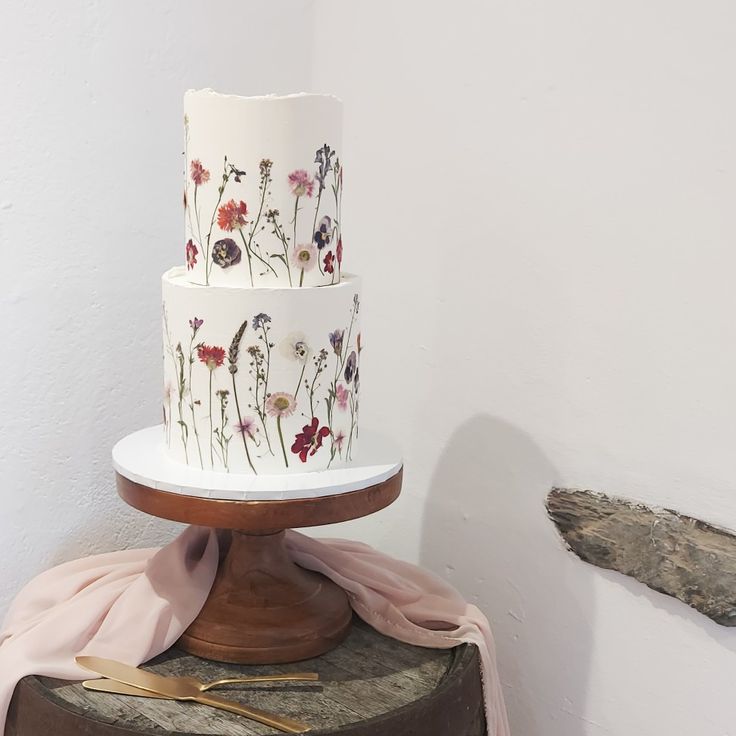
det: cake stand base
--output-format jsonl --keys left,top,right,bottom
{"left": 113, "top": 426, "right": 403, "bottom": 664}
{"left": 178, "top": 530, "right": 351, "bottom": 663}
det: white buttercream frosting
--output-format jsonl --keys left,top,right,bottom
{"left": 162, "top": 268, "right": 362, "bottom": 475}
{"left": 183, "top": 90, "right": 344, "bottom": 288}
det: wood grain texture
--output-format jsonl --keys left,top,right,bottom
{"left": 547, "top": 487, "right": 736, "bottom": 625}
{"left": 6, "top": 619, "right": 485, "bottom": 736}
{"left": 116, "top": 468, "right": 402, "bottom": 664}
{"left": 178, "top": 531, "right": 352, "bottom": 663}
{"left": 115, "top": 470, "right": 403, "bottom": 532}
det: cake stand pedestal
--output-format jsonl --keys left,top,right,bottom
{"left": 112, "top": 426, "right": 402, "bottom": 665}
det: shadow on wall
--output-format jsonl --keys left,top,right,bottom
{"left": 419, "top": 415, "right": 595, "bottom": 736}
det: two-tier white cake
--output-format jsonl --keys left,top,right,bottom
{"left": 162, "top": 90, "right": 361, "bottom": 475}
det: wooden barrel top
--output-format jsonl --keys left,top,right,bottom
{"left": 6, "top": 618, "right": 485, "bottom": 736}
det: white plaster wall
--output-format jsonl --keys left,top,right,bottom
{"left": 3, "top": 0, "right": 736, "bottom": 733}
{"left": 310, "top": 0, "right": 736, "bottom": 734}
{"left": 0, "top": 0, "right": 314, "bottom": 611}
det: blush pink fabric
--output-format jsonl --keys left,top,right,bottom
{"left": 0, "top": 527, "right": 510, "bottom": 736}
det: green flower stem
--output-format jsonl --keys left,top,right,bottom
{"left": 277, "top": 415, "right": 289, "bottom": 469}
{"left": 347, "top": 393, "right": 356, "bottom": 460}
{"left": 244, "top": 176, "right": 278, "bottom": 280}
{"left": 188, "top": 336, "right": 204, "bottom": 469}
{"left": 204, "top": 158, "right": 231, "bottom": 286}
{"left": 208, "top": 370, "right": 214, "bottom": 467}
{"left": 239, "top": 229, "right": 255, "bottom": 286}
{"left": 193, "top": 184, "right": 203, "bottom": 252}
{"left": 312, "top": 189, "right": 323, "bottom": 274}
{"left": 299, "top": 267, "right": 305, "bottom": 287}
{"left": 271, "top": 216, "right": 293, "bottom": 286}
{"left": 293, "top": 361, "right": 306, "bottom": 400}
{"left": 232, "top": 374, "right": 257, "bottom": 474}
{"left": 261, "top": 325, "right": 272, "bottom": 417}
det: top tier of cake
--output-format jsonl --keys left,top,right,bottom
{"left": 183, "top": 90, "right": 344, "bottom": 288}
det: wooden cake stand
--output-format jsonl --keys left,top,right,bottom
{"left": 112, "top": 426, "right": 402, "bottom": 666}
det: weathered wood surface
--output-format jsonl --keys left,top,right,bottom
{"left": 547, "top": 488, "right": 736, "bottom": 625}
{"left": 6, "top": 618, "right": 485, "bottom": 736}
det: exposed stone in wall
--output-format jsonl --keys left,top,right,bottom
{"left": 546, "top": 488, "right": 736, "bottom": 626}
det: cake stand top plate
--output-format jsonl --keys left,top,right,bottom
{"left": 113, "top": 425, "right": 402, "bottom": 502}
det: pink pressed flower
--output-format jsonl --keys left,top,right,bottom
{"left": 217, "top": 200, "right": 248, "bottom": 231}
{"left": 334, "top": 430, "right": 346, "bottom": 451}
{"left": 186, "top": 239, "right": 198, "bottom": 270}
{"left": 265, "top": 392, "right": 297, "bottom": 418}
{"left": 336, "top": 237, "right": 343, "bottom": 265}
{"left": 235, "top": 417, "right": 258, "bottom": 440}
{"left": 336, "top": 383, "right": 349, "bottom": 411}
{"left": 290, "top": 243, "right": 318, "bottom": 272}
{"left": 190, "top": 159, "right": 210, "bottom": 186}
{"left": 288, "top": 169, "right": 315, "bottom": 198}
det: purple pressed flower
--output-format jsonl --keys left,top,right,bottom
{"left": 344, "top": 350, "right": 357, "bottom": 384}
{"left": 252, "top": 313, "right": 271, "bottom": 330}
{"left": 189, "top": 317, "right": 204, "bottom": 332}
{"left": 329, "top": 329, "right": 344, "bottom": 356}
{"left": 212, "top": 238, "right": 242, "bottom": 268}
{"left": 313, "top": 215, "right": 333, "bottom": 250}
{"left": 314, "top": 143, "right": 335, "bottom": 192}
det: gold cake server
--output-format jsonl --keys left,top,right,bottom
{"left": 82, "top": 670, "right": 319, "bottom": 698}
{"left": 76, "top": 656, "right": 312, "bottom": 733}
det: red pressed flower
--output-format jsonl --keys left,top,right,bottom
{"left": 336, "top": 237, "right": 343, "bottom": 265}
{"left": 190, "top": 159, "right": 210, "bottom": 186}
{"left": 217, "top": 199, "right": 248, "bottom": 231}
{"left": 197, "top": 344, "right": 226, "bottom": 370}
{"left": 186, "top": 239, "right": 198, "bottom": 270}
{"left": 291, "top": 417, "right": 330, "bottom": 463}
{"left": 324, "top": 250, "right": 335, "bottom": 274}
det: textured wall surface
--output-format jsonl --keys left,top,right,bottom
{"left": 0, "top": 0, "right": 313, "bottom": 613}
{"left": 311, "top": 1, "right": 736, "bottom": 734}
{"left": 3, "top": 1, "right": 736, "bottom": 734}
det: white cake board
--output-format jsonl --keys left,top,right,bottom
{"left": 112, "top": 425, "right": 403, "bottom": 501}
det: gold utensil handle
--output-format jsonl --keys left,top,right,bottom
{"left": 203, "top": 672, "right": 319, "bottom": 690}
{"left": 83, "top": 680, "right": 168, "bottom": 698}
{"left": 194, "top": 692, "right": 311, "bottom": 734}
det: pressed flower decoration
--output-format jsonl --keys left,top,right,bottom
{"left": 344, "top": 351, "right": 357, "bottom": 383}
{"left": 288, "top": 169, "right": 315, "bottom": 198}
{"left": 324, "top": 251, "right": 335, "bottom": 274}
{"left": 186, "top": 240, "right": 198, "bottom": 270}
{"left": 266, "top": 392, "right": 297, "bottom": 468}
{"left": 280, "top": 332, "right": 310, "bottom": 362}
{"left": 185, "top": 140, "right": 343, "bottom": 285}
{"left": 266, "top": 392, "right": 297, "bottom": 418}
{"left": 190, "top": 159, "right": 210, "bottom": 186}
{"left": 329, "top": 329, "right": 344, "bottom": 356}
{"left": 197, "top": 345, "right": 226, "bottom": 369}
{"left": 212, "top": 238, "right": 242, "bottom": 268}
{"left": 292, "top": 417, "right": 330, "bottom": 463}
{"left": 165, "top": 293, "right": 361, "bottom": 473}
{"left": 313, "top": 216, "right": 333, "bottom": 250}
{"left": 235, "top": 416, "right": 258, "bottom": 442}
{"left": 291, "top": 243, "right": 318, "bottom": 286}
{"left": 217, "top": 200, "right": 248, "bottom": 231}
{"left": 336, "top": 383, "right": 349, "bottom": 411}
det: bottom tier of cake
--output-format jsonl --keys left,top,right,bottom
{"left": 162, "top": 266, "right": 361, "bottom": 475}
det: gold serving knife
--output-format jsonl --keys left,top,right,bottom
{"left": 76, "top": 656, "right": 312, "bottom": 734}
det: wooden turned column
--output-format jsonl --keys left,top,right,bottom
{"left": 178, "top": 530, "right": 352, "bottom": 664}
